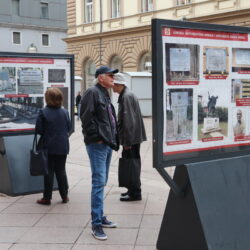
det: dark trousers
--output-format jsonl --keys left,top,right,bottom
{"left": 122, "top": 143, "right": 141, "bottom": 197}
{"left": 43, "top": 154, "right": 68, "bottom": 200}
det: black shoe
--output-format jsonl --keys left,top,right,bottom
{"left": 62, "top": 197, "right": 69, "bottom": 203}
{"left": 120, "top": 191, "right": 129, "bottom": 197}
{"left": 120, "top": 194, "right": 142, "bottom": 201}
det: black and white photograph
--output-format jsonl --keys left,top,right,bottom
{"left": 165, "top": 88, "right": 193, "bottom": 143}
{"left": 48, "top": 69, "right": 66, "bottom": 83}
{"left": 165, "top": 43, "right": 199, "bottom": 84}
{"left": 232, "top": 48, "right": 250, "bottom": 73}
{"left": 0, "top": 97, "right": 43, "bottom": 130}
{"left": 17, "top": 67, "right": 44, "bottom": 94}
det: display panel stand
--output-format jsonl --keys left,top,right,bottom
{"left": 0, "top": 135, "right": 46, "bottom": 196}
{"left": 157, "top": 156, "right": 250, "bottom": 250}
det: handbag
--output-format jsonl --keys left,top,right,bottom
{"left": 118, "top": 157, "right": 141, "bottom": 188}
{"left": 30, "top": 133, "right": 48, "bottom": 176}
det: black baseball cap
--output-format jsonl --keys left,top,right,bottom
{"left": 95, "top": 66, "right": 119, "bottom": 78}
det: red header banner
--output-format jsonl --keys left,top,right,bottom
{"left": 0, "top": 57, "right": 54, "bottom": 64}
{"left": 162, "top": 28, "right": 248, "bottom": 42}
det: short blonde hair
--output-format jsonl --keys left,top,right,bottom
{"left": 45, "top": 88, "right": 63, "bottom": 108}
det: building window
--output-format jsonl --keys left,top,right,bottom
{"left": 138, "top": 52, "right": 152, "bottom": 72}
{"left": 110, "top": 55, "right": 123, "bottom": 72}
{"left": 40, "top": 2, "right": 49, "bottom": 18}
{"left": 141, "top": 0, "right": 153, "bottom": 12}
{"left": 85, "top": 0, "right": 93, "bottom": 23}
{"left": 13, "top": 32, "right": 21, "bottom": 44}
{"left": 176, "top": 0, "right": 191, "bottom": 5}
{"left": 42, "top": 34, "right": 49, "bottom": 46}
{"left": 12, "top": 0, "right": 20, "bottom": 16}
{"left": 111, "top": 0, "right": 120, "bottom": 18}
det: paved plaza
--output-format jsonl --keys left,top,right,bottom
{"left": 0, "top": 117, "right": 174, "bottom": 250}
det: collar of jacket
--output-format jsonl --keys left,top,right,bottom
{"left": 96, "top": 83, "right": 110, "bottom": 97}
{"left": 118, "top": 86, "right": 127, "bottom": 103}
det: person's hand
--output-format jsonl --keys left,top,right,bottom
{"left": 123, "top": 146, "right": 132, "bottom": 150}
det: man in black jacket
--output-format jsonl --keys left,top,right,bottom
{"left": 113, "top": 73, "right": 147, "bottom": 201}
{"left": 80, "top": 66, "right": 119, "bottom": 241}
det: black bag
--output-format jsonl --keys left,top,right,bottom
{"left": 118, "top": 157, "right": 141, "bottom": 188}
{"left": 30, "top": 133, "right": 48, "bottom": 176}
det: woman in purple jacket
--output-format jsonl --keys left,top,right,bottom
{"left": 35, "top": 88, "right": 71, "bottom": 205}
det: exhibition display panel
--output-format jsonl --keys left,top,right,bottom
{"left": 152, "top": 19, "right": 250, "bottom": 167}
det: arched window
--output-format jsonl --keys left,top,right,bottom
{"left": 138, "top": 52, "right": 152, "bottom": 72}
{"left": 109, "top": 55, "right": 123, "bottom": 72}
{"left": 84, "top": 59, "right": 96, "bottom": 89}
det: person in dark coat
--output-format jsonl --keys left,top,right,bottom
{"left": 113, "top": 73, "right": 147, "bottom": 201}
{"left": 75, "top": 91, "right": 81, "bottom": 120}
{"left": 35, "top": 87, "right": 71, "bottom": 205}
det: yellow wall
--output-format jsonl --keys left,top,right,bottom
{"left": 71, "top": 0, "right": 250, "bottom": 38}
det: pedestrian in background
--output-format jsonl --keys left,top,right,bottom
{"left": 75, "top": 91, "right": 81, "bottom": 120}
{"left": 36, "top": 87, "right": 71, "bottom": 205}
{"left": 80, "top": 66, "right": 119, "bottom": 240}
{"left": 113, "top": 73, "right": 147, "bottom": 201}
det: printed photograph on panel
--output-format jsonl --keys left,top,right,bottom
{"left": 231, "top": 79, "right": 250, "bottom": 103}
{"left": 0, "top": 97, "right": 43, "bottom": 130}
{"left": 198, "top": 90, "right": 228, "bottom": 141}
{"left": 48, "top": 69, "right": 66, "bottom": 83}
{"left": 232, "top": 48, "right": 250, "bottom": 73}
{"left": 165, "top": 89, "right": 193, "bottom": 144}
{"left": 203, "top": 46, "right": 229, "bottom": 79}
{"left": 233, "top": 108, "right": 246, "bottom": 137}
{"left": 0, "top": 67, "right": 16, "bottom": 95}
{"left": 17, "top": 67, "right": 44, "bottom": 94}
{"left": 165, "top": 44, "right": 199, "bottom": 84}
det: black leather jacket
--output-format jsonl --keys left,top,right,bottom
{"left": 80, "top": 83, "right": 119, "bottom": 150}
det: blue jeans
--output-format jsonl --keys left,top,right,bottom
{"left": 86, "top": 143, "right": 112, "bottom": 226}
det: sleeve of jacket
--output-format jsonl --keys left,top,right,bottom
{"left": 65, "top": 109, "right": 71, "bottom": 134}
{"left": 35, "top": 109, "right": 45, "bottom": 135}
{"left": 80, "top": 89, "right": 99, "bottom": 137}
{"left": 120, "top": 94, "right": 137, "bottom": 146}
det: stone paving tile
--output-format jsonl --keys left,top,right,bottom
{"left": 144, "top": 195, "right": 168, "bottom": 215}
{"left": 77, "top": 228, "right": 138, "bottom": 245}
{"left": 0, "top": 227, "right": 29, "bottom": 243}
{"left": 9, "top": 243, "right": 73, "bottom": 249}
{"left": 48, "top": 203, "right": 90, "bottom": 214}
{"left": 0, "top": 243, "right": 12, "bottom": 249}
{"left": 136, "top": 228, "right": 160, "bottom": 246}
{"left": 72, "top": 245, "right": 134, "bottom": 250}
{"left": 0, "top": 202, "right": 11, "bottom": 212}
{"left": 105, "top": 202, "right": 145, "bottom": 215}
{"left": 0, "top": 214, "right": 44, "bottom": 227}
{"left": 140, "top": 215, "right": 163, "bottom": 229}
{"left": 134, "top": 246, "right": 157, "bottom": 250}
{"left": 2, "top": 203, "right": 52, "bottom": 214}
{"left": 0, "top": 195, "right": 20, "bottom": 203}
{"left": 18, "top": 227, "right": 83, "bottom": 244}
{"left": 35, "top": 214, "right": 90, "bottom": 228}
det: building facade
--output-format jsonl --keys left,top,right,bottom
{"left": 65, "top": 0, "right": 250, "bottom": 90}
{"left": 0, "top": 0, "right": 67, "bottom": 54}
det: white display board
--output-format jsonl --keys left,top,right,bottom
{"left": 162, "top": 25, "right": 250, "bottom": 158}
{"left": 0, "top": 53, "right": 74, "bottom": 135}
